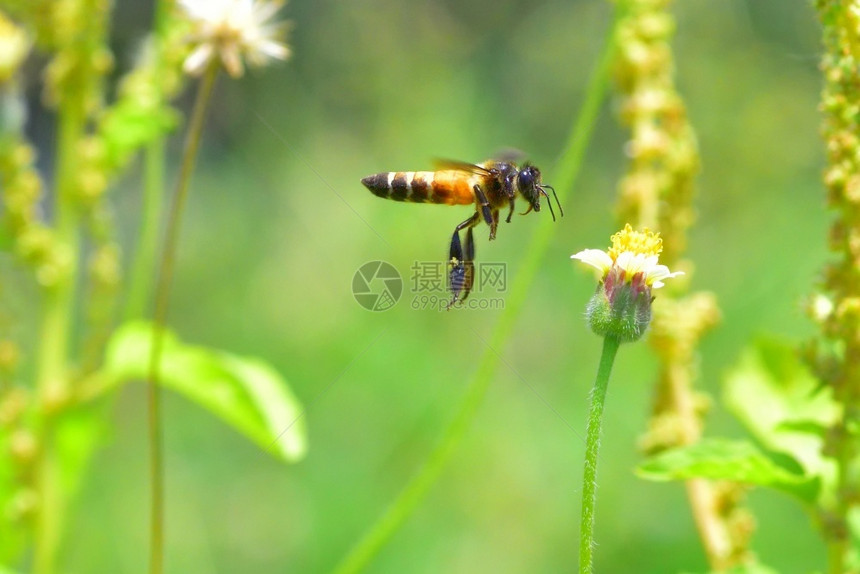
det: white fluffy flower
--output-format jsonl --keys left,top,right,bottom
{"left": 179, "top": 0, "right": 291, "bottom": 78}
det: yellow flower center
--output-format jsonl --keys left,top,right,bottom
{"left": 607, "top": 223, "right": 662, "bottom": 261}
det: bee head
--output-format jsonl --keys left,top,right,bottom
{"left": 516, "top": 164, "right": 563, "bottom": 221}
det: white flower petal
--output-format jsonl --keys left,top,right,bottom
{"left": 178, "top": 0, "right": 209, "bottom": 19}
{"left": 221, "top": 47, "right": 245, "bottom": 77}
{"left": 615, "top": 251, "right": 650, "bottom": 275}
{"left": 571, "top": 249, "right": 613, "bottom": 274}
{"left": 258, "top": 39, "right": 290, "bottom": 60}
{"left": 183, "top": 44, "right": 214, "bottom": 75}
{"left": 254, "top": 0, "right": 284, "bottom": 23}
{"left": 647, "top": 264, "right": 684, "bottom": 289}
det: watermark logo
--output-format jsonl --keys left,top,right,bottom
{"left": 352, "top": 260, "right": 506, "bottom": 311}
{"left": 410, "top": 261, "right": 506, "bottom": 311}
{"left": 352, "top": 261, "right": 403, "bottom": 311}
{"left": 410, "top": 261, "right": 507, "bottom": 295}
{"left": 479, "top": 262, "right": 506, "bottom": 292}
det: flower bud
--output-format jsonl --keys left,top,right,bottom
{"left": 585, "top": 265, "right": 653, "bottom": 342}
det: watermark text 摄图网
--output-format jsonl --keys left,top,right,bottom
{"left": 352, "top": 260, "right": 507, "bottom": 312}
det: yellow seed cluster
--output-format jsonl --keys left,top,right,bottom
{"left": 807, "top": 1, "right": 860, "bottom": 568}
{"left": 611, "top": 0, "right": 739, "bottom": 569}
{"left": 614, "top": 0, "right": 699, "bottom": 267}
{"left": 647, "top": 293, "right": 720, "bottom": 364}
{"left": 816, "top": 2, "right": 860, "bottom": 348}
{"left": 42, "top": 0, "right": 113, "bottom": 112}
{"left": 0, "top": 382, "right": 36, "bottom": 523}
{"left": 608, "top": 223, "right": 663, "bottom": 259}
{"left": 0, "top": 11, "right": 30, "bottom": 82}
{"left": 0, "top": 138, "right": 71, "bottom": 288}
{"left": 79, "top": 238, "right": 121, "bottom": 374}
{"left": 0, "top": 15, "right": 69, "bottom": 287}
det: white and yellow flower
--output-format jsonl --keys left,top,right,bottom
{"left": 179, "top": 0, "right": 291, "bottom": 78}
{"left": 572, "top": 224, "right": 683, "bottom": 289}
{"left": 571, "top": 224, "right": 683, "bottom": 341}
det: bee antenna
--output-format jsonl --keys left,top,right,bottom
{"left": 542, "top": 184, "right": 563, "bottom": 218}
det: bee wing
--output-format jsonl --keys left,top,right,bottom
{"left": 433, "top": 159, "right": 495, "bottom": 176}
{"left": 491, "top": 147, "right": 527, "bottom": 164}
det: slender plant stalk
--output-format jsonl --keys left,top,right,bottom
{"left": 125, "top": 137, "right": 167, "bottom": 321}
{"left": 35, "top": 105, "right": 84, "bottom": 394}
{"left": 578, "top": 336, "right": 619, "bottom": 574}
{"left": 827, "top": 536, "right": 848, "bottom": 574}
{"left": 33, "top": 92, "right": 86, "bottom": 574}
{"left": 826, "top": 417, "right": 854, "bottom": 574}
{"left": 673, "top": 364, "right": 731, "bottom": 566}
{"left": 332, "top": 11, "right": 620, "bottom": 574}
{"left": 124, "top": 0, "right": 171, "bottom": 321}
{"left": 147, "top": 63, "right": 219, "bottom": 574}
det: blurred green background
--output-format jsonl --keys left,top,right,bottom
{"left": 53, "top": 0, "right": 826, "bottom": 571}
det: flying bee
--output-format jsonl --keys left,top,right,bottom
{"left": 361, "top": 158, "right": 562, "bottom": 308}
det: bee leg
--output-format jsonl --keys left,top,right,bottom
{"left": 448, "top": 212, "right": 480, "bottom": 309}
{"left": 461, "top": 226, "right": 476, "bottom": 302}
{"left": 505, "top": 198, "right": 515, "bottom": 223}
{"left": 490, "top": 209, "right": 500, "bottom": 239}
{"left": 472, "top": 185, "right": 495, "bottom": 239}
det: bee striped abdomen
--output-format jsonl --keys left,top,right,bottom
{"left": 430, "top": 171, "right": 476, "bottom": 205}
{"left": 361, "top": 171, "right": 474, "bottom": 205}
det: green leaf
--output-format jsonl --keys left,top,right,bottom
{"left": 102, "top": 321, "right": 306, "bottom": 462}
{"left": 723, "top": 338, "right": 837, "bottom": 482}
{"left": 775, "top": 420, "right": 828, "bottom": 437}
{"left": 849, "top": 507, "right": 860, "bottom": 562}
{"left": 637, "top": 438, "right": 820, "bottom": 503}
{"left": 0, "top": 218, "right": 12, "bottom": 251}
{"left": 101, "top": 103, "right": 178, "bottom": 172}
{"left": 55, "top": 401, "right": 110, "bottom": 497}
{"left": 683, "top": 563, "right": 780, "bottom": 574}
{"left": 0, "top": 429, "right": 28, "bottom": 563}
{"left": 722, "top": 565, "right": 780, "bottom": 574}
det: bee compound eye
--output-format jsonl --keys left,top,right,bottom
{"left": 518, "top": 170, "right": 534, "bottom": 188}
